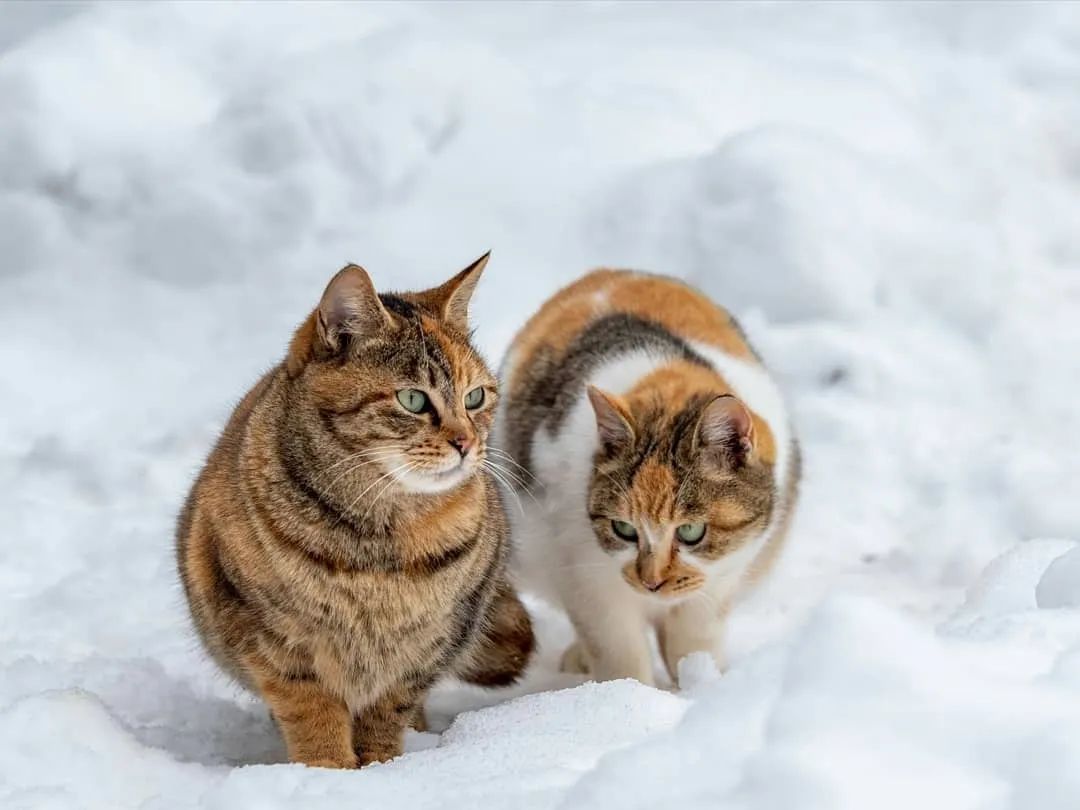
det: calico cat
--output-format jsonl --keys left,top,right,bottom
{"left": 176, "top": 255, "right": 534, "bottom": 768}
{"left": 497, "top": 269, "right": 798, "bottom": 685}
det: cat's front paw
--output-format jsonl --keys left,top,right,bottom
{"left": 302, "top": 755, "right": 359, "bottom": 770}
{"left": 560, "top": 641, "right": 591, "bottom": 675}
{"left": 411, "top": 705, "right": 429, "bottom": 733}
{"left": 358, "top": 746, "right": 401, "bottom": 767}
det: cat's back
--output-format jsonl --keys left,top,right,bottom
{"left": 175, "top": 367, "right": 282, "bottom": 679}
{"left": 176, "top": 366, "right": 278, "bottom": 557}
{"left": 499, "top": 270, "right": 784, "bottom": 477}
{"left": 502, "top": 270, "right": 757, "bottom": 396}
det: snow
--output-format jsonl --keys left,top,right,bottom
{"left": 1038, "top": 545, "right": 1080, "bottom": 609}
{"left": 1, "top": 2, "right": 1079, "bottom": 808}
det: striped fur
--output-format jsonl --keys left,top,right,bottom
{"left": 497, "top": 269, "right": 799, "bottom": 685}
{"left": 177, "top": 256, "right": 534, "bottom": 768}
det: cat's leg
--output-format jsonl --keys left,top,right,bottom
{"left": 563, "top": 578, "right": 655, "bottom": 685}
{"left": 559, "top": 639, "right": 590, "bottom": 675}
{"left": 352, "top": 682, "right": 429, "bottom": 766}
{"left": 410, "top": 703, "right": 429, "bottom": 733}
{"left": 658, "top": 597, "right": 731, "bottom": 685}
{"left": 255, "top": 670, "right": 356, "bottom": 768}
{"left": 455, "top": 579, "right": 536, "bottom": 687}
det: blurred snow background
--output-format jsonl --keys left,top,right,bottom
{"left": 1, "top": 2, "right": 1079, "bottom": 808}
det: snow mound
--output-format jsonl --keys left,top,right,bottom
{"left": 950, "top": 539, "right": 1079, "bottom": 624}
{"left": 0, "top": 690, "right": 211, "bottom": 810}
{"left": 567, "top": 594, "right": 1080, "bottom": 810}
{"left": 1037, "top": 544, "right": 1080, "bottom": 609}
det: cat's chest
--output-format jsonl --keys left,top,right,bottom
{"left": 310, "top": 567, "right": 487, "bottom": 706}
{"left": 303, "top": 523, "right": 494, "bottom": 640}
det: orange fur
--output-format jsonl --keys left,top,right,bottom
{"left": 505, "top": 269, "right": 757, "bottom": 392}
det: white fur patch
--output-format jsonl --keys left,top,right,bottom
{"left": 391, "top": 453, "right": 474, "bottom": 494}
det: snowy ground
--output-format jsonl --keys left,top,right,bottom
{"left": 2, "top": 2, "right": 1080, "bottom": 808}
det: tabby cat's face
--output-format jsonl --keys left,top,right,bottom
{"left": 309, "top": 313, "right": 497, "bottom": 494}
{"left": 586, "top": 389, "right": 775, "bottom": 600}
{"left": 288, "top": 256, "right": 497, "bottom": 495}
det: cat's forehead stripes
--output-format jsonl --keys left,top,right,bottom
{"left": 416, "top": 319, "right": 457, "bottom": 399}
{"left": 369, "top": 295, "right": 483, "bottom": 404}
{"left": 432, "top": 329, "right": 482, "bottom": 401}
{"left": 627, "top": 460, "right": 677, "bottom": 521}
{"left": 378, "top": 293, "right": 418, "bottom": 320}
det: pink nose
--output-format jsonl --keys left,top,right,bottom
{"left": 641, "top": 576, "right": 666, "bottom": 592}
{"left": 448, "top": 436, "right": 473, "bottom": 457}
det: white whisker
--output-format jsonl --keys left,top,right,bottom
{"left": 313, "top": 447, "right": 406, "bottom": 482}
{"left": 691, "top": 588, "right": 723, "bottom": 616}
{"left": 485, "top": 448, "right": 539, "bottom": 484}
{"left": 483, "top": 458, "right": 541, "bottom": 506}
{"left": 361, "top": 463, "right": 419, "bottom": 522}
{"left": 320, "top": 454, "right": 402, "bottom": 493}
{"left": 482, "top": 457, "right": 530, "bottom": 490}
{"left": 482, "top": 460, "right": 526, "bottom": 517}
{"left": 334, "top": 460, "right": 415, "bottom": 526}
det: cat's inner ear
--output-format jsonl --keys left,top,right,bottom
{"left": 697, "top": 394, "right": 754, "bottom": 467}
{"left": 587, "top": 385, "right": 635, "bottom": 454}
{"left": 316, "top": 264, "right": 394, "bottom": 352}
{"left": 419, "top": 251, "right": 490, "bottom": 332}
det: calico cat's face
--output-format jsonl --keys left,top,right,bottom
{"left": 286, "top": 255, "right": 497, "bottom": 494}
{"left": 585, "top": 387, "right": 775, "bottom": 599}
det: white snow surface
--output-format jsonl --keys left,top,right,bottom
{"left": 2, "top": 2, "right": 1080, "bottom": 808}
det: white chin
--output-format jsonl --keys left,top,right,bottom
{"left": 397, "top": 466, "right": 471, "bottom": 494}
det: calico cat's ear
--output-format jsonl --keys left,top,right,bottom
{"left": 287, "top": 264, "right": 393, "bottom": 376}
{"left": 420, "top": 251, "right": 490, "bottom": 332}
{"left": 697, "top": 395, "right": 754, "bottom": 467}
{"left": 586, "top": 385, "right": 635, "bottom": 454}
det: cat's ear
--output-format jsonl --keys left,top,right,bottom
{"left": 697, "top": 394, "right": 754, "bottom": 467}
{"left": 287, "top": 264, "right": 393, "bottom": 376}
{"left": 420, "top": 251, "right": 490, "bottom": 332}
{"left": 587, "top": 385, "right": 635, "bottom": 455}
{"left": 316, "top": 264, "right": 394, "bottom": 350}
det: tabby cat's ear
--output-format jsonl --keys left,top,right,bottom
{"left": 316, "top": 264, "right": 394, "bottom": 350}
{"left": 420, "top": 251, "right": 490, "bottom": 332}
{"left": 697, "top": 394, "right": 754, "bottom": 467}
{"left": 586, "top": 385, "right": 635, "bottom": 455}
{"left": 287, "top": 264, "right": 393, "bottom": 376}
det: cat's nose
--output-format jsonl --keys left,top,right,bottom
{"left": 448, "top": 436, "right": 473, "bottom": 458}
{"left": 641, "top": 574, "right": 667, "bottom": 592}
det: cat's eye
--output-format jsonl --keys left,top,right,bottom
{"left": 611, "top": 520, "right": 638, "bottom": 542}
{"left": 676, "top": 522, "right": 707, "bottom": 545}
{"left": 397, "top": 389, "right": 428, "bottom": 414}
{"left": 464, "top": 387, "right": 485, "bottom": 410}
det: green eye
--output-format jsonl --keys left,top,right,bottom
{"left": 676, "top": 522, "right": 706, "bottom": 545}
{"left": 464, "top": 387, "right": 485, "bottom": 410}
{"left": 611, "top": 520, "right": 638, "bottom": 541}
{"left": 396, "top": 389, "right": 428, "bottom": 414}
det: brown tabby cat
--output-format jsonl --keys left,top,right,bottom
{"left": 176, "top": 254, "right": 534, "bottom": 769}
